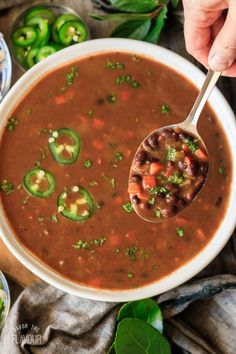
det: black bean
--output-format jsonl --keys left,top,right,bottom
{"left": 135, "top": 150, "right": 148, "bottom": 166}
{"left": 178, "top": 161, "right": 187, "bottom": 170}
{"left": 167, "top": 161, "right": 174, "bottom": 168}
{"left": 186, "top": 161, "right": 198, "bottom": 176}
{"left": 166, "top": 184, "right": 179, "bottom": 194}
{"left": 97, "top": 98, "right": 105, "bottom": 105}
{"left": 143, "top": 140, "right": 153, "bottom": 151}
{"left": 178, "top": 199, "right": 187, "bottom": 208}
{"left": 166, "top": 193, "right": 179, "bottom": 205}
{"left": 179, "top": 133, "right": 189, "bottom": 140}
{"left": 199, "top": 162, "right": 209, "bottom": 175}
{"left": 131, "top": 195, "right": 140, "bottom": 204}
{"left": 149, "top": 156, "right": 160, "bottom": 163}
{"left": 147, "top": 134, "right": 159, "bottom": 148}
{"left": 162, "top": 205, "right": 178, "bottom": 218}
{"left": 160, "top": 129, "right": 173, "bottom": 139}
{"left": 130, "top": 174, "right": 142, "bottom": 183}
{"left": 215, "top": 196, "right": 222, "bottom": 207}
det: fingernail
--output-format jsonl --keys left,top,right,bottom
{"left": 209, "top": 54, "right": 230, "bottom": 71}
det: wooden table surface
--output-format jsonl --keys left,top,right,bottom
{"left": 0, "top": 0, "right": 111, "bottom": 288}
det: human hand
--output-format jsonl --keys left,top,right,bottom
{"left": 183, "top": 0, "right": 236, "bottom": 76}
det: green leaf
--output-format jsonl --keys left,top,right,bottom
{"left": 111, "top": 19, "right": 152, "bottom": 40}
{"left": 110, "top": 0, "right": 159, "bottom": 13}
{"left": 108, "top": 342, "right": 116, "bottom": 354}
{"left": 115, "top": 318, "right": 171, "bottom": 354}
{"left": 90, "top": 13, "right": 151, "bottom": 22}
{"left": 171, "top": 0, "right": 180, "bottom": 8}
{"left": 117, "top": 299, "right": 163, "bottom": 333}
{"left": 145, "top": 6, "right": 168, "bottom": 43}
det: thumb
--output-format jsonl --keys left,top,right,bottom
{"left": 208, "top": 2, "right": 236, "bottom": 72}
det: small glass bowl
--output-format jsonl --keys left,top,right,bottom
{"left": 10, "top": 3, "right": 90, "bottom": 71}
{"left": 0, "top": 33, "right": 12, "bottom": 101}
{"left": 0, "top": 271, "right": 10, "bottom": 330}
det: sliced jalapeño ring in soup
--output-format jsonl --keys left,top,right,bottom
{"left": 129, "top": 127, "right": 209, "bottom": 222}
{"left": 23, "top": 168, "right": 56, "bottom": 198}
{"left": 57, "top": 186, "right": 94, "bottom": 222}
{"left": 48, "top": 128, "right": 80, "bottom": 165}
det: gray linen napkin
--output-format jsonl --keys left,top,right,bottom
{"left": 0, "top": 275, "right": 236, "bottom": 353}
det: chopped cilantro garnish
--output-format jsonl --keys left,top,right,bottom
{"left": 73, "top": 236, "right": 106, "bottom": 251}
{"left": 161, "top": 104, "right": 170, "bottom": 114}
{"left": 185, "top": 137, "right": 198, "bottom": 153}
{"left": 51, "top": 214, "right": 58, "bottom": 223}
{"left": 38, "top": 216, "right": 44, "bottom": 223}
{"left": 176, "top": 227, "right": 184, "bottom": 237}
{"left": 115, "top": 248, "right": 120, "bottom": 254}
{"left": 7, "top": 117, "right": 18, "bottom": 131}
{"left": 140, "top": 249, "right": 149, "bottom": 260}
{"left": 111, "top": 178, "right": 116, "bottom": 188}
{"left": 127, "top": 272, "right": 134, "bottom": 278}
{"left": 66, "top": 65, "right": 79, "bottom": 85}
{"left": 0, "top": 179, "right": 14, "bottom": 195}
{"left": 87, "top": 109, "right": 94, "bottom": 117}
{"left": 105, "top": 59, "right": 125, "bottom": 70}
{"left": 125, "top": 246, "right": 138, "bottom": 261}
{"left": 89, "top": 180, "right": 98, "bottom": 187}
{"left": 25, "top": 107, "right": 31, "bottom": 115}
{"left": 167, "top": 172, "right": 185, "bottom": 185}
{"left": 166, "top": 147, "right": 176, "bottom": 161}
{"left": 101, "top": 173, "right": 116, "bottom": 188}
{"left": 155, "top": 209, "right": 162, "bottom": 219}
{"left": 115, "top": 152, "right": 123, "bottom": 161}
{"left": 148, "top": 197, "right": 155, "bottom": 205}
{"left": 218, "top": 167, "right": 225, "bottom": 175}
{"left": 107, "top": 93, "right": 116, "bottom": 104}
{"left": 123, "top": 202, "right": 134, "bottom": 213}
{"left": 149, "top": 187, "right": 169, "bottom": 196}
{"left": 152, "top": 264, "right": 159, "bottom": 271}
{"left": 84, "top": 159, "right": 92, "bottom": 168}
{"left": 0, "top": 297, "right": 5, "bottom": 320}
{"left": 115, "top": 75, "right": 140, "bottom": 88}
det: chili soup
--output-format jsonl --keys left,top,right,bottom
{"left": 0, "top": 52, "right": 232, "bottom": 290}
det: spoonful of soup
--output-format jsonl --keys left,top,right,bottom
{"left": 128, "top": 69, "right": 221, "bottom": 222}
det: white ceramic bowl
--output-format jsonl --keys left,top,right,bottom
{"left": 0, "top": 39, "right": 236, "bottom": 302}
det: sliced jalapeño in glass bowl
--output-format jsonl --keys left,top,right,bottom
{"left": 10, "top": 3, "right": 90, "bottom": 71}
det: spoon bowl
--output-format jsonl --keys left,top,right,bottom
{"left": 129, "top": 70, "right": 220, "bottom": 222}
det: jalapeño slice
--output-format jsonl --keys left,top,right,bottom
{"left": 57, "top": 186, "right": 94, "bottom": 222}
{"left": 25, "top": 7, "right": 56, "bottom": 26}
{"left": 12, "top": 26, "right": 37, "bottom": 47}
{"left": 49, "top": 128, "right": 80, "bottom": 165}
{"left": 52, "top": 14, "right": 79, "bottom": 43}
{"left": 25, "top": 17, "right": 49, "bottom": 48}
{"left": 58, "top": 20, "right": 88, "bottom": 46}
{"left": 23, "top": 168, "right": 56, "bottom": 198}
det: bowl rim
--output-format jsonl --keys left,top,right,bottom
{"left": 0, "top": 270, "right": 11, "bottom": 329}
{"left": 0, "top": 38, "right": 236, "bottom": 302}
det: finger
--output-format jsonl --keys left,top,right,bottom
{"left": 209, "top": 1, "right": 236, "bottom": 71}
{"left": 183, "top": 0, "right": 228, "bottom": 67}
{"left": 222, "top": 61, "right": 236, "bottom": 76}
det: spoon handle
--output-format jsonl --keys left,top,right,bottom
{"left": 187, "top": 69, "right": 221, "bottom": 126}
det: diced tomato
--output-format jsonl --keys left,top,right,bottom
{"left": 128, "top": 183, "right": 141, "bottom": 194}
{"left": 184, "top": 155, "right": 192, "bottom": 166}
{"left": 88, "top": 278, "right": 102, "bottom": 288}
{"left": 121, "top": 91, "right": 130, "bottom": 101}
{"left": 92, "top": 118, "right": 104, "bottom": 129}
{"left": 195, "top": 148, "right": 208, "bottom": 161}
{"left": 182, "top": 143, "right": 189, "bottom": 152}
{"left": 137, "top": 191, "right": 149, "bottom": 201}
{"left": 143, "top": 175, "right": 157, "bottom": 189}
{"left": 54, "top": 95, "right": 66, "bottom": 105}
{"left": 92, "top": 139, "right": 104, "bottom": 151}
{"left": 109, "top": 234, "right": 120, "bottom": 246}
{"left": 196, "top": 228, "right": 205, "bottom": 241}
{"left": 164, "top": 167, "right": 174, "bottom": 178}
{"left": 113, "top": 196, "right": 123, "bottom": 205}
{"left": 150, "top": 162, "right": 164, "bottom": 175}
{"left": 64, "top": 89, "right": 75, "bottom": 100}
{"left": 175, "top": 217, "right": 188, "bottom": 225}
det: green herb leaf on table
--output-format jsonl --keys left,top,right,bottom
{"left": 110, "top": 0, "right": 159, "bottom": 13}
{"left": 117, "top": 298, "right": 163, "bottom": 333}
{"left": 115, "top": 318, "right": 171, "bottom": 354}
{"left": 90, "top": 13, "right": 151, "bottom": 22}
{"left": 145, "top": 6, "right": 168, "bottom": 43}
{"left": 111, "top": 19, "right": 152, "bottom": 40}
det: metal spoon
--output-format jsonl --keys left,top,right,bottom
{"left": 129, "top": 69, "right": 221, "bottom": 222}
